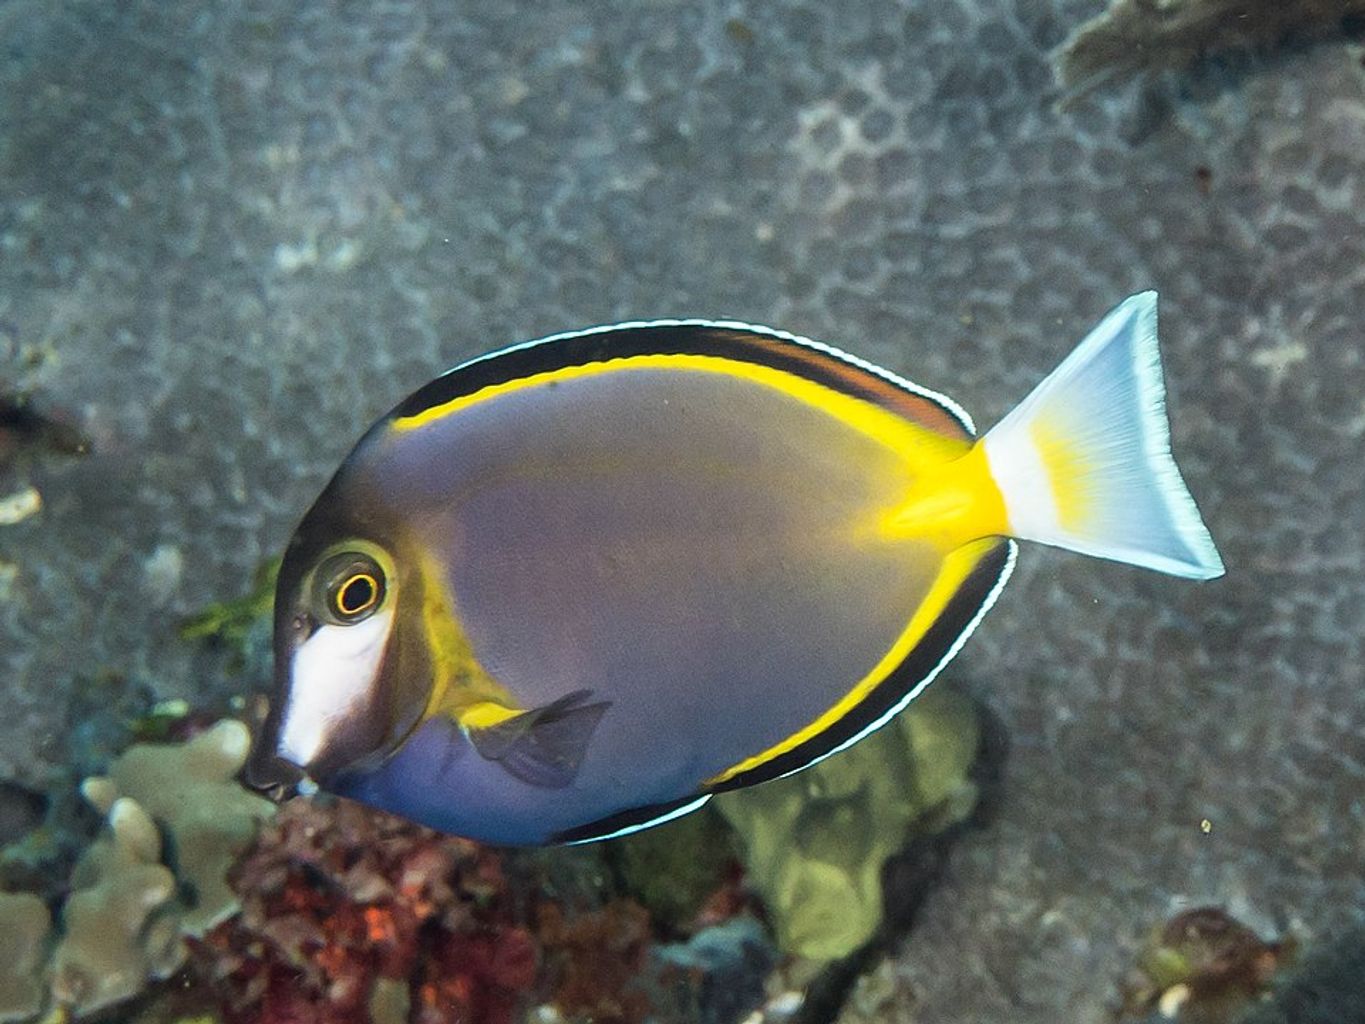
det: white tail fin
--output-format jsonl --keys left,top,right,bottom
{"left": 981, "top": 292, "right": 1224, "bottom": 579}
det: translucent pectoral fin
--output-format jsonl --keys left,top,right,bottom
{"left": 464, "top": 689, "right": 611, "bottom": 789}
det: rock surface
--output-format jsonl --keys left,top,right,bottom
{"left": 1, "top": 1, "right": 1362, "bottom": 1020}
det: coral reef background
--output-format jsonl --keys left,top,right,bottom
{"left": 1, "top": 1, "right": 1363, "bottom": 1021}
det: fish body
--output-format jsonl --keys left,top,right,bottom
{"left": 252, "top": 293, "right": 1223, "bottom": 845}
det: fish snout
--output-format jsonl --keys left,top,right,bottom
{"left": 243, "top": 736, "right": 305, "bottom": 801}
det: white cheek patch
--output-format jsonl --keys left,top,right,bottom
{"left": 277, "top": 608, "right": 395, "bottom": 768}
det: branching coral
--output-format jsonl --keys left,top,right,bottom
{"left": 49, "top": 798, "right": 185, "bottom": 1018}
{"left": 82, "top": 719, "right": 275, "bottom": 935}
{"left": 0, "top": 719, "right": 275, "bottom": 1022}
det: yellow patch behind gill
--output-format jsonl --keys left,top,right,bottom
{"left": 414, "top": 546, "right": 522, "bottom": 729}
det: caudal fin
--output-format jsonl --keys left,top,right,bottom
{"left": 981, "top": 292, "right": 1224, "bottom": 579}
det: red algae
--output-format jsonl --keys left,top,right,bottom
{"left": 190, "top": 797, "right": 687, "bottom": 1024}
{"left": 192, "top": 799, "right": 532, "bottom": 1024}
{"left": 536, "top": 899, "right": 653, "bottom": 1024}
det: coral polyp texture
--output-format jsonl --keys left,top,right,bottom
{"left": 3, "top": 0, "right": 1364, "bottom": 1020}
{"left": 83, "top": 719, "right": 276, "bottom": 935}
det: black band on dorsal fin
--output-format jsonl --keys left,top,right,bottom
{"left": 390, "top": 322, "right": 975, "bottom": 442}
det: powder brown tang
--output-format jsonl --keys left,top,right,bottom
{"left": 251, "top": 294, "right": 1223, "bottom": 845}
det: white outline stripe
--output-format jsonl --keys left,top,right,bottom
{"left": 563, "top": 793, "right": 713, "bottom": 845}
{"left": 1124, "top": 295, "right": 1225, "bottom": 577}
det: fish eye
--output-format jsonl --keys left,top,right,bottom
{"left": 315, "top": 551, "right": 387, "bottom": 624}
{"left": 336, "top": 572, "right": 378, "bottom": 615}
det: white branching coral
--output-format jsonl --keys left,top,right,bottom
{"left": 49, "top": 798, "right": 184, "bottom": 1018}
{"left": 82, "top": 719, "right": 275, "bottom": 936}
{"left": 0, "top": 719, "right": 275, "bottom": 1022}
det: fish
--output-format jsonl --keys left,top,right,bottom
{"left": 248, "top": 291, "right": 1223, "bottom": 846}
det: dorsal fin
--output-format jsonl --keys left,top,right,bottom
{"left": 389, "top": 321, "right": 976, "bottom": 443}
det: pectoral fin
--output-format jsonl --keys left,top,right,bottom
{"left": 464, "top": 689, "right": 611, "bottom": 789}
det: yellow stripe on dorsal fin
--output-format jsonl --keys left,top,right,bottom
{"left": 392, "top": 353, "right": 970, "bottom": 476}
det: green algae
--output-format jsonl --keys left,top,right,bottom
{"left": 178, "top": 558, "right": 279, "bottom": 674}
{"left": 713, "top": 686, "right": 980, "bottom": 961}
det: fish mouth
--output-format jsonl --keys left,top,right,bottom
{"left": 243, "top": 729, "right": 307, "bottom": 802}
{"left": 244, "top": 606, "right": 319, "bottom": 801}
{"left": 251, "top": 777, "right": 300, "bottom": 803}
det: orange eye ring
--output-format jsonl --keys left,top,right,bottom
{"left": 334, "top": 572, "right": 380, "bottom": 617}
{"left": 316, "top": 550, "right": 388, "bottom": 624}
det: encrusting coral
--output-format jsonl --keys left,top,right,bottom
{"left": 0, "top": 891, "right": 51, "bottom": 1023}
{"left": 713, "top": 686, "right": 981, "bottom": 960}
